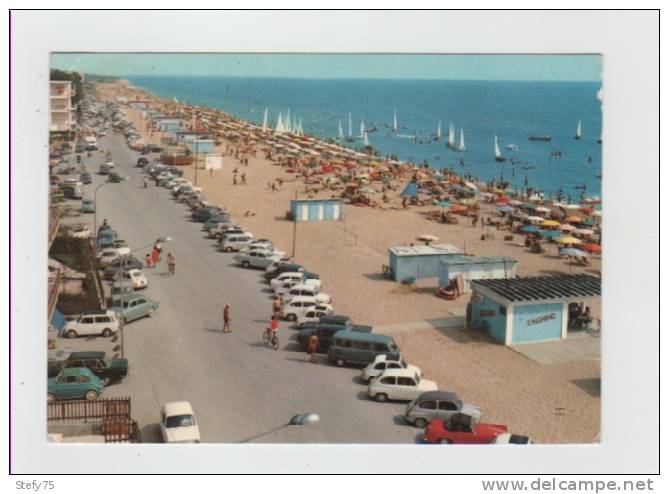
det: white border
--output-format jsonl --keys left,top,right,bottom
{"left": 8, "top": 10, "right": 659, "bottom": 474}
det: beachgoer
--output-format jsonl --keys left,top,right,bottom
{"left": 154, "top": 239, "right": 163, "bottom": 255}
{"left": 145, "top": 253, "right": 153, "bottom": 268}
{"left": 167, "top": 252, "right": 176, "bottom": 275}
{"left": 223, "top": 304, "right": 231, "bottom": 333}
{"left": 272, "top": 296, "right": 282, "bottom": 318}
{"left": 143, "top": 177, "right": 148, "bottom": 189}
{"left": 151, "top": 247, "right": 160, "bottom": 265}
{"left": 271, "top": 182, "right": 276, "bottom": 192}
{"left": 308, "top": 333, "right": 319, "bottom": 364}
{"left": 233, "top": 175, "right": 237, "bottom": 186}
{"left": 241, "top": 173, "right": 246, "bottom": 185}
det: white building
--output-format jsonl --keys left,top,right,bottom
{"left": 49, "top": 81, "right": 74, "bottom": 132}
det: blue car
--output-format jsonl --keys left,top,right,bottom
{"left": 47, "top": 368, "right": 103, "bottom": 403}
{"left": 97, "top": 229, "right": 117, "bottom": 248}
{"left": 110, "top": 294, "right": 160, "bottom": 324}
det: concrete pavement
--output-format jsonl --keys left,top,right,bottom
{"left": 87, "top": 132, "right": 421, "bottom": 444}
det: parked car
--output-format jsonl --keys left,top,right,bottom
{"left": 295, "top": 307, "right": 335, "bottom": 327}
{"left": 265, "top": 262, "right": 303, "bottom": 280}
{"left": 63, "top": 183, "right": 83, "bottom": 199}
{"left": 192, "top": 206, "right": 223, "bottom": 222}
{"left": 368, "top": 368, "right": 437, "bottom": 402}
{"left": 108, "top": 171, "right": 123, "bottom": 183}
{"left": 423, "top": 413, "right": 508, "bottom": 444}
{"left": 97, "top": 248, "right": 127, "bottom": 267}
{"left": 48, "top": 368, "right": 103, "bottom": 403}
{"left": 109, "top": 281, "right": 135, "bottom": 304}
{"left": 99, "top": 163, "right": 114, "bottom": 175}
{"left": 103, "top": 256, "right": 144, "bottom": 277}
{"left": 270, "top": 271, "right": 308, "bottom": 290}
{"left": 48, "top": 351, "right": 129, "bottom": 384}
{"left": 219, "top": 234, "right": 254, "bottom": 252}
{"left": 214, "top": 226, "right": 250, "bottom": 241}
{"left": 203, "top": 214, "right": 230, "bottom": 231}
{"left": 160, "top": 401, "right": 201, "bottom": 444}
{"left": 68, "top": 223, "right": 91, "bottom": 239}
{"left": 490, "top": 433, "right": 533, "bottom": 445}
{"left": 117, "top": 269, "right": 149, "bottom": 290}
{"left": 361, "top": 354, "right": 422, "bottom": 383}
{"left": 327, "top": 331, "right": 401, "bottom": 367}
{"left": 281, "top": 296, "right": 332, "bottom": 322}
{"left": 110, "top": 294, "right": 159, "bottom": 324}
{"left": 79, "top": 172, "right": 92, "bottom": 184}
{"left": 81, "top": 198, "right": 96, "bottom": 213}
{"left": 281, "top": 284, "right": 331, "bottom": 305}
{"left": 296, "top": 323, "right": 370, "bottom": 352}
{"left": 405, "top": 391, "right": 482, "bottom": 428}
{"left": 234, "top": 250, "right": 281, "bottom": 269}
{"left": 62, "top": 310, "right": 120, "bottom": 338}
{"left": 97, "top": 229, "right": 118, "bottom": 249}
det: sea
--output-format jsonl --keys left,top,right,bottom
{"left": 126, "top": 76, "right": 603, "bottom": 199}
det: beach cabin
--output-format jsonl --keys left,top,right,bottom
{"left": 469, "top": 274, "right": 601, "bottom": 345}
{"left": 387, "top": 244, "right": 462, "bottom": 282}
{"left": 154, "top": 118, "right": 185, "bottom": 132}
{"left": 184, "top": 138, "right": 215, "bottom": 155}
{"left": 290, "top": 198, "right": 342, "bottom": 222}
{"left": 438, "top": 256, "right": 518, "bottom": 294}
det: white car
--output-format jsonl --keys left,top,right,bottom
{"left": 274, "top": 278, "right": 305, "bottom": 297}
{"left": 234, "top": 250, "right": 281, "bottom": 269}
{"left": 270, "top": 272, "right": 307, "bottom": 290}
{"left": 219, "top": 234, "right": 254, "bottom": 252}
{"left": 119, "top": 269, "right": 148, "bottom": 289}
{"left": 281, "top": 284, "right": 331, "bottom": 305}
{"left": 281, "top": 296, "right": 333, "bottom": 322}
{"left": 295, "top": 307, "right": 334, "bottom": 326}
{"left": 61, "top": 310, "right": 120, "bottom": 338}
{"left": 160, "top": 401, "right": 201, "bottom": 444}
{"left": 243, "top": 244, "right": 287, "bottom": 258}
{"left": 490, "top": 433, "right": 533, "bottom": 445}
{"left": 368, "top": 368, "right": 438, "bottom": 402}
{"left": 97, "top": 247, "right": 131, "bottom": 266}
{"left": 361, "top": 355, "right": 423, "bottom": 383}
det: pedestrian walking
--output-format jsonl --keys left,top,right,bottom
{"left": 143, "top": 176, "right": 148, "bottom": 189}
{"left": 223, "top": 303, "right": 231, "bottom": 333}
{"left": 167, "top": 252, "right": 176, "bottom": 275}
{"left": 145, "top": 253, "right": 154, "bottom": 269}
{"left": 308, "top": 334, "right": 319, "bottom": 364}
{"left": 233, "top": 174, "right": 238, "bottom": 186}
{"left": 241, "top": 173, "right": 246, "bottom": 185}
{"left": 209, "top": 168, "right": 213, "bottom": 178}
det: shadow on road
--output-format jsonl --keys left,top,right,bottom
{"left": 393, "top": 415, "right": 410, "bottom": 426}
{"left": 203, "top": 327, "right": 224, "bottom": 333}
{"left": 140, "top": 423, "right": 162, "bottom": 444}
{"left": 351, "top": 375, "right": 367, "bottom": 385}
{"left": 355, "top": 390, "right": 371, "bottom": 401}
{"left": 247, "top": 341, "right": 266, "bottom": 348}
{"left": 283, "top": 356, "right": 315, "bottom": 365}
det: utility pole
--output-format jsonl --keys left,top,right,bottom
{"left": 291, "top": 189, "right": 298, "bottom": 258}
{"left": 193, "top": 136, "right": 199, "bottom": 186}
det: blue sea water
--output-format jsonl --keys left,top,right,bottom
{"left": 126, "top": 76, "right": 603, "bottom": 198}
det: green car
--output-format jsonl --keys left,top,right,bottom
{"left": 81, "top": 199, "right": 95, "bottom": 213}
{"left": 47, "top": 368, "right": 103, "bottom": 403}
{"left": 110, "top": 293, "right": 159, "bottom": 324}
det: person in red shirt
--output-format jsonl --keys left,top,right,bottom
{"left": 308, "top": 334, "right": 319, "bottom": 364}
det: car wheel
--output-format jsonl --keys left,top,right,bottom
{"left": 47, "top": 393, "right": 56, "bottom": 403}
{"left": 287, "top": 314, "right": 297, "bottom": 322}
{"left": 65, "top": 330, "right": 77, "bottom": 338}
{"left": 85, "top": 390, "right": 99, "bottom": 401}
{"left": 375, "top": 393, "right": 388, "bottom": 403}
{"left": 414, "top": 418, "right": 428, "bottom": 429}
{"left": 148, "top": 308, "right": 155, "bottom": 317}
{"left": 242, "top": 261, "right": 250, "bottom": 268}
{"left": 102, "top": 328, "right": 112, "bottom": 337}
{"left": 438, "top": 438, "right": 452, "bottom": 445}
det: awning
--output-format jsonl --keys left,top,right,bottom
{"left": 50, "top": 308, "right": 67, "bottom": 335}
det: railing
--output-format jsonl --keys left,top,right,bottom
{"left": 47, "top": 397, "right": 132, "bottom": 423}
{"left": 101, "top": 418, "right": 143, "bottom": 443}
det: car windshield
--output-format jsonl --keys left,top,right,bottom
{"left": 166, "top": 414, "right": 195, "bottom": 428}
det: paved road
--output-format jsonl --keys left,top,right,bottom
{"left": 87, "top": 132, "right": 421, "bottom": 444}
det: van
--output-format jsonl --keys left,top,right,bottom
{"left": 327, "top": 331, "right": 400, "bottom": 367}
{"left": 219, "top": 234, "right": 253, "bottom": 252}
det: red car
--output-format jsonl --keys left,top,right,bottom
{"left": 424, "top": 413, "right": 508, "bottom": 444}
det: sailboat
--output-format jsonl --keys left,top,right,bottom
{"left": 393, "top": 108, "right": 398, "bottom": 132}
{"left": 346, "top": 113, "right": 354, "bottom": 142}
{"left": 262, "top": 108, "right": 268, "bottom": 132}
{"left": 275, "top": 114, "right": 285, "bottom": 133}
{"left": 297, "top": 119, "right": 303, "bottom": 136}
{"left": 359, "top": 119, "right": 365, "bottom": 138}
{"left": 363, "top": 131, "right": 370, "bottom": 147}
{"left": 447, "top": 122, "right": 456, "bottom": 149}
{"left": 434, "top": 119, "right": 442, "bottom": 141}
{"left": 457, "top": 128, "right": 466, "bottom": 151}
{"left": 575, "top": 119, "right": 582, "bottom": 140}
{"left": 337, "top": 120, "right": 344, "bottom": 141}
{"left": 494, "top": 135, "right": 506, "bottom": 162}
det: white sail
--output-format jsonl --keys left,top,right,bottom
{"left": 458, "top": 128, "right": 466, "bottom": 151}
{"left": 275, "top": 114, "right": 284, "bottom": 133}
{"left": 285, "top": 112, "right": 293, "bottom": 133}
{"left": 359, "top": 119, "right": 365, "bottom": 138}
{"left": 363, "top": 131, "right": 370, "bottom": 147}
{"left": 393, "top": 108, "right": 398, "bottom": 132}
{"left": 494, "top": 135, "right": 502, "bottom": 158}
{"left": 262, "top": 108, "right": 268, "bottom": 132}
{"left": 293, "top": 117, "right": 298, "bottom": 134}
{"left": 436, "top": 119, "right": 442, "bottom": 139}
{"left": 447, "top": 122, "right": 455, "bottom": 147}
{"left": 576, "top": 119, "right": 582, "bottom": 138}
{"left": 348, "top": 113, "right": 353, "bottom": 138}
{"left": 337, "top": 120, "right": 344, "bottom": 140}
{"left": 297, "top": 119, "right": 303, "bottom": 136}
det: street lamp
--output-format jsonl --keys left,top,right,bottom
{"left": 93, "top": 176, "right": 130, "bottom": 255}
{"left": 240, "top": 413, "right": 320, "bottom": 443}
{"left": 116, "top": 235, "right": 172, "bottom": 358}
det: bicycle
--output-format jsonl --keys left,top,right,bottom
{"left": 262, "top": 327, "right": 280, "bottom": 350}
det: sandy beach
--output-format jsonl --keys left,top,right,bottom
{"left": 94, "top": 80, "right": 601, "bottom": 444}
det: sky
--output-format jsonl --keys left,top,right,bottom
{"left": 51, "top": 53, "right": 601, "bottom": 82}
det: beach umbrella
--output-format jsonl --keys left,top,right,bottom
{"left": 582, "top": 243, "right": 602, "bottom": 254}
{"left": 560, "top": 247, "right": 588, "bottom": 257}
{"left": 417, "top": 234, "right": 439, "bottom": 245}
{"left": 535, "top": 206, "right": 552, "bottom": 214}
{"left": 464, "top": 181, "right": 478, "bottom": 190}
{"left": 574, "top": 228, "right": 594, "bottom": 236}
{"left": 541, "top": 219, "right": 561, "bottom": 228}
{"left": 400, "top": 182, "right": 418, "bottom": 197}
{"left": 560, "top": 223, "right": 576, "bottom": 231}
{"left": 520, "top": 225, "right": 540, "bottom": 234}
{"left": 563, "top": 204, "right": 581, "bottom": 210}
{"left": 557, "top": 236, "right": 583, "bottom": 245}
{"left": 496, "top": 196, "right": 510, "bottom": 204}
{"left": 565, "top": 215, "right": 583, "bottom": 223}
{"left": 508, "top": 199, "right": 523, "bottom": 206}
{"left": 497, "top": 206, "right": 514, "bottom": 213}
{"left": 527, "top": 215, "right": 545, "bottom": 224}
{"left": 540, "top": 230, "right": 562, "bottom": 239}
